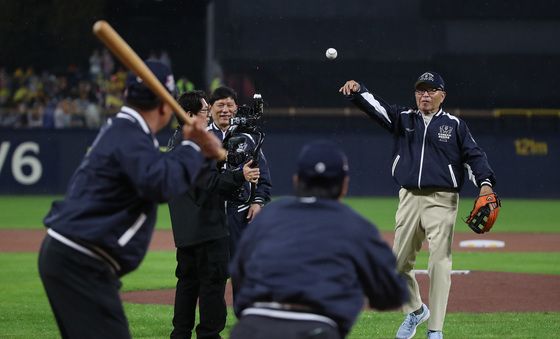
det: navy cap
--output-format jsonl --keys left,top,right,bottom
{"left": 125, "top": 60, "right": 175, "bottom": 102}
{"left": 297, "top": 140, "right": 349, "bottom": 181}
{"left": 414, "top": 71, "right": 445, "bottom": 90}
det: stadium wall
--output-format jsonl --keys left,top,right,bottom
{"left": 1, "top": 117, "right": 557, "bottom": 198}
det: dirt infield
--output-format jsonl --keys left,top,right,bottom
{"left": 121, "top": 272, "right": 560, "bottom": 313}
{"left": 3, "top": 229, "right": 560, "bottom": 312}
{"left": 2, "top": 229, "right": 560, "bottom": 252}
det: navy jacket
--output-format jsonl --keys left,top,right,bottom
{"left": 230, "top": 197, "right": 408, "bottom": 337}
{"left": 208, "top": 122, "right": 272, "bottom": 209}
{"left": 349, "top": 85, "right": 496, "bottom": 190}
{"left": 167, "top": 127, "right": 246, "bottom": 247}
{"left": 44, "top": 106, "right": 204, "bottom": 276}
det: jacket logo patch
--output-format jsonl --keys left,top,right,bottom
{"left": 438, "top": 125, "right": 453, "bottom": 142}
{"left": 236, "top": 142, "right": 248, "bottom": 153}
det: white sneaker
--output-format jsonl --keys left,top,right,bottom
{"left": 427, "top": 330, "right": 443, "bottom": 339}
{"left": 395, "top": 304, "right": 430, "bottom": 339}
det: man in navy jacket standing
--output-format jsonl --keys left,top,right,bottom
{"left": 207, "top": 86, "right": 272, "bottom": 259}
{"left": 38, "top": 61, "right": 224, "bottom": 339}
{"left": 340, "top": 72, "right": 497, "bottom": 339}
{"left": 167, "top": 90, "right": 259, "bottom": 339}
{"left": 229, "top": 140, "right": 408, "bottom": 339}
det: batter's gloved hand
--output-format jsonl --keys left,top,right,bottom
{"left": 465, "top": 192, "right": 501, "bottom": 234}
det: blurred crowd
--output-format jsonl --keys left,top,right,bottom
{"left": 0, "top": 49, "right": 200, "bottom": 129}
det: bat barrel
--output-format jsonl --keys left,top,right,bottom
{"left": 92, "top": 20, "right": 192, "bottom": 125}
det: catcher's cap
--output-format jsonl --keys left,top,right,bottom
{"left": 125, "top": 60, "right": 176, "bottom": 103}
{"left": 414, "top": 71, "right": 445, "bottom": 91}
{"left": 297, "top": 140, "right": 349, "bottom": 182}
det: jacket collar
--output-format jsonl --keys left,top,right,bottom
{"left": 417, "top": 107, "right": 443, "bottom": 117}
{"left": 117, "top": 106, "right": 159, "bottom": 148}
{"left": 119, "top": 106, "right": 151, "bottom": 135}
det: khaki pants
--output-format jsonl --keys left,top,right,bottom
{"left": 393, "top": 188, "right": 459, "bottom": 331}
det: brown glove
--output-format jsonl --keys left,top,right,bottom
{"left": 465, "top": 193, "right": 501, "bottom": 234}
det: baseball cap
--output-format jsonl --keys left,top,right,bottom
{"left": 414, "top": 71, "right": 445, "bottom": 90}
{"left": 125, "top": 60, "right": 176, "bottom": 103}
{"left": 297, "top": 140, "right": 349, "bottom": 182}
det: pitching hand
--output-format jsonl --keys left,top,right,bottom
{"left": 339, "top": 80, "right": 361, "bottom": 96}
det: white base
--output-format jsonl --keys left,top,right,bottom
{"left": 459, "top": 239, "right": 505, "bottom": 248}
{"left": 412, "top": 269, "right": 471, "bottom": 275}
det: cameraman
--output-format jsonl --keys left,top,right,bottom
{"left": 208, "top": 86, "right": 272, "bottom": 260}
{"left": 167, "top": 91, "right": 259, "bottom": 339}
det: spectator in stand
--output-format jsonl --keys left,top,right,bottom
{"left": 54, "top": 98, "right": 73, "bottom": 128}
{"left": 42, "top": 99, "right": 57, "bottom": 129}
{"left": 75, "top": 81, "right": 102, "bottom": 128}
{"left": 27, "top": 100, "right": 45, "bottom": 128}
{"left": 159, "top": 50, "right": 172, "bottom": 69}
{"left": 89, "top": 49, "right": 102, "bottom": 81}
{"left": 102, "top": 48, "right": 115, "bottom": 78}
{"left": 176, "top": 77, "right": 195, "bottom": 96}
{"left": 13, "top": 102, "right": 28, "bottom": 128}
{"left": 0, "top": 67, "right": 11, "bottom": 106}
{"left": 55, "top": 76, "right": 70, "bottom": 100}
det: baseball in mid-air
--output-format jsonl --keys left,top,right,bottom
{"left": 325, "top": 47, "right": 337, "bottom": 60}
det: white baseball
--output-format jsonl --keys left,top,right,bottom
{"left": 325, "top": 48, "right": 337, "bottom": 60}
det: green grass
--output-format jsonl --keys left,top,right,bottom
{"left": 2, "top": 251, "right": 560, "bottom": 338}
{"left": 350, "top": 311, "right": 560, "bottom": 338}
{"left": 343, "top": 197, "right": 560, "bottom": 233}
{"left": 1, "top": 195, "right": 560, "bottom": 233}
{"left": 1, "top": 195, "right": 560, "bottom": 338}
{"left": 124, "top": 306, "right": 560, "bottom": 338}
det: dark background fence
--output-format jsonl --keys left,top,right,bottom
{"left": 2, "top": 0, "right": 560, "bottom": 108}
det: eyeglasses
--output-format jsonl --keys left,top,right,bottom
{"left": 415, "top": 88, "right": 441, "bottom": 96}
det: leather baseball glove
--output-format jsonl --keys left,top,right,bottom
{"left": 465, "top": 193, "right": 501, "bottom": 234}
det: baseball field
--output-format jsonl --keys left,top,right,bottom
{"left": 1, "top": 195, "right": 560, "bottom": 338}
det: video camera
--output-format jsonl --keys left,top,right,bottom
{"left": 224, "top": 93, "right": 265, "bottom": 167}
{"left": 223, "top": 94, "right": 266, "bottom": 204}
{"left": 229, "top": 93, "right": 263, "bottom": 132}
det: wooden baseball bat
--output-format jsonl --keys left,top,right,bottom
{"left": 92, "top": 20, "right": 193, "bottom": 125}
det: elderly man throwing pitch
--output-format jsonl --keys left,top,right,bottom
{"left": 340, "top": 72, "right": 496, "bottom": 339}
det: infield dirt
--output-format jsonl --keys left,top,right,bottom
{"left": 3, "top": 229, "right": 559, "bottom": 312}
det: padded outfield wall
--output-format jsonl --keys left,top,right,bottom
{"left": 0, "top": 116, "right": 558, "bottom": 198}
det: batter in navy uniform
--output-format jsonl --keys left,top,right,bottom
{"left": 229, "top": 140, "right": 408, "bottom": 339}
{"left": 340, "top": 72, "right": 496, "bottom": 339}
{"left": 37, "top": 61, "right": 224, "bottom": 339}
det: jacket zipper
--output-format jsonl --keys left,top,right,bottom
{"left": 418, "top": 120, "right": 429, "bottom": 189}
